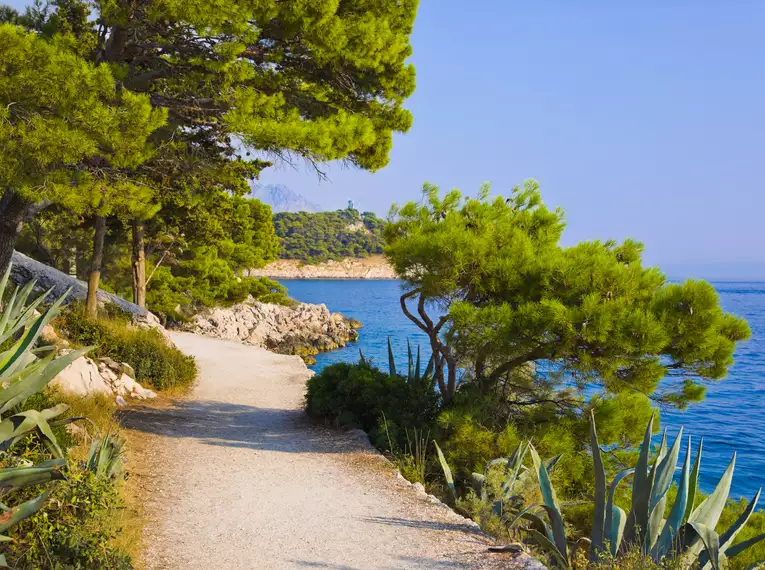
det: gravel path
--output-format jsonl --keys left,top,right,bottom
{"left": 125, "top": 332, "right": 542, "bottom": 569}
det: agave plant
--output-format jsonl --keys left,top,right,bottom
{"left": 434, "top": 439, "right": 560, "bottom": 517}
{"left": 513, "top": 411, "right": 765, "bottom": 570}
{"left": 0, "top": 265, "right": 89, "bottom": 562}
{"left": 87, "top": 432, "right": 126, "bottom": 479}
{"left": 360, "top": 337, "right": 435, "bottom": 384}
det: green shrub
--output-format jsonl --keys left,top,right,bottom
{"left": 305, "top": 361, "right": 440, "bottom": 450}
{"left": 3, "top": 464, "right": 133, "bottom": 569}
{"left": 56, "top": 303, "right": 196, "bottom": 390}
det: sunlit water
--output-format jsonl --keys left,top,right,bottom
{"left": 281, "top": 280, "right": 765, "bottom": 499}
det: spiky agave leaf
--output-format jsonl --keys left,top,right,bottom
{"left": 501, "top": 441, "right": 530, "bottom": 500}
{"left": 689, "top": 453, "right": 735, "bottom": 529}
{"left": 625, "top": 412, "right": 655, "bottom": 546}
{"left": 87, "top": 432, "right": 126, "bottom": 478}
{"left": 511, "top": 504, "right": 570, "bottom": 569}
{"left": 387, "top": 337, "right": 396, "bottom": 377}
{"left": 529, "top": 444, "right": 568, "bottom": 561}
{"left": 0, "top": 459, "right": 66, "bottom": 489}
{"left": 653, "top": 436, "right": 692, "bottom": 559}
{"left": 407, "top": 338, "right": 414, "bottom": 380}
{"left": 0, "top": 405, "right": 70, "bottom": 457}
{"left": 605, "top": 468, "right": 634, "bottom": 557}
{"left": 0, "top": 491, "right": 52, "bottom": 534}
{"left": 0, "top": 285, "right": 65, "bottom": 378}
{"left": 685, "top": 437, "right": 703, "bottom": 522}
{"left": 681, "top": 522, "right": 721, "bottom": 570}
{"left": 433, "top": 440, "right": 456, "bottom": 502}
{"left": 589, "top": 411, "right": 607, "bottom": 560}
{"left": 0, "top": 347, "right": 90, "bottom": 415}
{"left": 698, "top": 488, "right": 762, "bottom": 569}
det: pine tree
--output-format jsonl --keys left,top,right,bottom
{"left": 0, "top": 23, "right": 166, "bottom": 278}
{"left": 0, "top": 0, "right": 418, "bottom": 305}
{"left": 384, "top": 181, "right": 750, "bottom": 411}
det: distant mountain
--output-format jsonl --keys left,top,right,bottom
{"left": 250, "top": 183, "right": 322, "bottom": 213}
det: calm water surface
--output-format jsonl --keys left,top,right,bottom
{"left": 281, "top": 280, "right": 765, "bottom": 499}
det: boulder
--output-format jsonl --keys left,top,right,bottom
{"left": 188, "top": 300, "right": 360, "bottom": 361}
{"left": 40, "top": 324, "right": 68, "bottom": 347}
{"left": 52, "top": 356, "right": 114, "bottom": 397}
{"left": 10, "top": 251, "right": 148, "bottom": 317}
{"left": 9, "top": 251, "right": 173, "bottom": 345}
{"left": 52, "top": 355, "right": 157, "bottom": 401}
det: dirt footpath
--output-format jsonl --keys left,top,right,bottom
{"left": 124, "top": 332, "right": 542, "bottom": 569}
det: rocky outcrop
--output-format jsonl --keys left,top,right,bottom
{"left": 52, "top": 354, "right": 157, "bottom": 401}
{"left": 188, "top": 300, "right": 361, "bottom": 363}
{"left": 10, "top": 251, "right": 148, "bottom": 316}
{"left": 246, "top": 255, "right": 397, "bottom": 280}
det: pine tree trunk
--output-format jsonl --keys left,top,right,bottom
{"left": 0, "top": 190, "right": 31, "bottom": 275}
{"left": 446, "top": 357, "right": 458, "bottom": 403}
{"left": 86, "top": 215, "right": 106, "bottom": 318}
{"left": 131, "top": 219, "right": 146, "bottom": 308}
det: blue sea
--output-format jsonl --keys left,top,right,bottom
{"left": 282, "top": 280, "right": 765, "bottom": 499}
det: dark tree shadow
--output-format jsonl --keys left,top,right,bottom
{"left": 361, "top": 516, "right": 484, "bottom": 535}
{"left": 119, "top": 400, "right": 371, "bottom": 454}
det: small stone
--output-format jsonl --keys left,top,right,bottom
{"left": 40, "top": 324, "right": 60, "bottom": 345}
{"left": 119, "top": 362, "right": 136, "bottom": 379}
{"left": 99, "top": 357, "right": 122, "bottom": 372}
{"left": 115, "top": 395, "right": 128, "bottom": 407}
{"left": 66, "top": 422, "right": 88, "bottom": 440}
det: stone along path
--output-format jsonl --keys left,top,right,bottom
{"left": 124, "top": 332, "right": 541, "bottom": 569}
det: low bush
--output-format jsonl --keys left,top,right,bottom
{"left": 4, "top": 389, "right": 133, "bottom": 569}
{"left": 3, "top": 463, "right": 133, "bottom": 570}
{"left": 305, "top": 361, "right": 440, "bottom": 450}
{"left": 56, "top": 303, "right": 197, "bottom": 390}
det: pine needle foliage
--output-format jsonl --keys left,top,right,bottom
{"left": 384, "top": 182, "right": 750, "bottom": 423}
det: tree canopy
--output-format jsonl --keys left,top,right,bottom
{"left": 17, "top": 191, "right": 285, "bottom": 321}
{"left": 384, "top": 181, "right": 750, "bottom": 417}
{"left": 0, "top": 22, "right": 166, "bottom": 270}
{"left": 0, "top": 0, "right": 418, "bottom": 313}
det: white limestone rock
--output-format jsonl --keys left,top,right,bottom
{"left": 188, "top": 299, "right": 360, "bottom": 359}
{"left": 52, "top": 357, "right": 113, "bottom": 397}
{"left": 53, "top": 355, "right": 157, "bottom": 401}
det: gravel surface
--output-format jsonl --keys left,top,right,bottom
{"left": 125, "top": 332, "right": 544, "bottom": 569}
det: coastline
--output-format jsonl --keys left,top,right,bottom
{"left": 246, "top": 255, "right": 397, "bottom": 280}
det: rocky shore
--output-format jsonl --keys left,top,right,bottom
{"left": 188, "top": 300, "right": 362, "bottom": 364}
{"left": 246, "top": 255, "right": 396, "bottom": 280}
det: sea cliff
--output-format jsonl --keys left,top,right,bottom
{"left": 246, "top": 255, "right": 397, "bottom": 280}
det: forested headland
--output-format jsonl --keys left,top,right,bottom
{"left": 273, "top": 208, "right": 385, "bottom": 263}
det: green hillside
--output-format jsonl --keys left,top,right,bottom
{"left": 273, "top": 208, "right": 385, "bottom": 263}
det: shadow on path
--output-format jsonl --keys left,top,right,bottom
{"left": 362, "top": 516, "right": 484, "bottom": 535}
{"left": 120, "top": 400, "right": 369, "bottom": 455}
{"left": 288, "top": 558, "right": 470, "bottom": 569}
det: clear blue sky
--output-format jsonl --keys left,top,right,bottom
{"left": 7, "top": 1, "right": 765, "bottom": 277}
{"left": 261, "top": 1, "right": 765, "bottom": 278}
